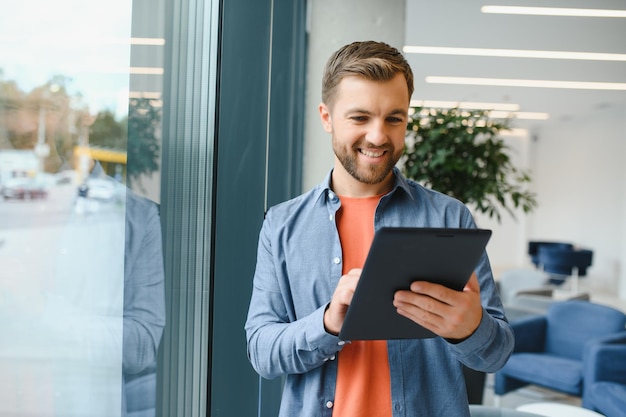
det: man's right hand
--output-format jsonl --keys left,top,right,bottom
{"left": 323, "top": 268, "right": 361, "bottom": 335}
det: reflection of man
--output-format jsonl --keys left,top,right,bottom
{"left": 0, "top": 84, "right": 72, "bottom": 173}
{"left": 90, "top": 162, "right": 166, "bottom": 417}
{"left": 245, "top": 41, "right": 514, "bottom": 417}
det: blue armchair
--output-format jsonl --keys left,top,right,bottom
{"left": 583, "top": 331, "right": 626, "bottom": 417}
{"left": 537, "top": 246, "right": 593, "bottom": 289}
{"left": 528, "top": 241, "right": 573, "bottom": 269}
{"left": 495, "top": 300, "right": 626, "bottom": 400}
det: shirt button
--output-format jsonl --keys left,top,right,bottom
{"left": 326, "top": 401, "right": 334, "bottom": 409}
{"left": 330, "top": 355, "right": 336, "bottom": 360}
{"left": 338, "top": 341, "right": 346, "bottom": 346}
{"left": 329, "top": 214, "right": 334, "bottom": 221}
{"left": 328, "top": 191, "right": 335, "bottom": 200}
{"left": 333, "top": 257, "right": 341, "bottom": 265}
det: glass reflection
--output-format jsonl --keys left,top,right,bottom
{"left": 0, "top": 1, "right": 164, "bottom": 416}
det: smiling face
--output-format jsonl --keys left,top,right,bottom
{"left": 319, "top": 73, "right": 410, "bottom": 197}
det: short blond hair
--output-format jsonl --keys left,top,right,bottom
{"left": 322, "top": 41, "right": 414, "bottom": 107}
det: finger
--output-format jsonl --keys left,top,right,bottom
{"left": 408, "top": 281, "right": 456, "bottom": 306}
{"left": 394, "top": 297, "right": 445, "bottom": 332}
{"left": 348, "top": 268, "right": 362, "bottom": 276}
{"left": 463, "top": 272, "right": 480, "bottom": 294}
{"left": 394, "top": 290, "right": 448, "bottom": 321}
{"left": 325, "top": 271, "right": 361, "bottom": 335}
{"left": 408, "top": 271, "right": 479, "bottom": 304}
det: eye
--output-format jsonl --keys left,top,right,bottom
{"left": 387, "top": 116, "right": 404, "bottom": 124}
{"left": 350, "top": 115, "right": 368, "bottom": 122}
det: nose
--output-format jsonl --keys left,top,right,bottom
{"left": 364, "top": 119, "right": 386, "bottom": 145}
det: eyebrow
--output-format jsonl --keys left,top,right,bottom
{"left": 344, "top": 108, "right": 408, "bottom": 117}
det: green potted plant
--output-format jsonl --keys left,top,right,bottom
{"left": 402, "top": 107, "right": 537, "bottom": 222}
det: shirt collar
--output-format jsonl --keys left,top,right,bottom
{"left": 90, "top": 161, "right": 106, "bottom": 179}
{"left": 390, "top": 167, "right": 415, "bottom": 200}
{"left": 314, "top": 166, "right": 415, "bottom": 203}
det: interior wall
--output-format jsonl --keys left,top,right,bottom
{"left": 471, "top": 133, "right": 532, "bottom": 276}
{"left": 527, "top": 104, "right": 626, "bottom": 294}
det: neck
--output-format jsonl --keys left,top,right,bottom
{"left": 330, "top": 167, "right": 395, "bottom": 198}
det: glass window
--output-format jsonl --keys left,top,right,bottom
{"left": 0, "top": 1, "right": 164, "bottom": 416}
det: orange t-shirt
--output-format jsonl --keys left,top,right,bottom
{"left": 332, "top": 195, "right": 392, "bottom": 417}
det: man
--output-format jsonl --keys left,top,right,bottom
{"left": 245, "top": 41, "right": 513, "bottom": 417}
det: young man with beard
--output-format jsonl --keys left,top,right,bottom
{"left": 245, "top": 41, "right": 514, "bottom": 417}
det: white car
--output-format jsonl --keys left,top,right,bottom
{"left": 1, "top": 176, "right": 48, "bottom": 200}
{"left": 84, "top": 178, "right": 117, "bottom": 200}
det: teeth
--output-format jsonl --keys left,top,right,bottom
{"left": 360, "top": 149, "right": 384, "bottom": 158}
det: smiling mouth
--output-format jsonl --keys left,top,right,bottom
{"left": 359, "top": 148, "right": 386, "bottom": 158}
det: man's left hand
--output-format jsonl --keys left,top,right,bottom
{"left": 392, "top": 272, "right": 483, "bottom": 340}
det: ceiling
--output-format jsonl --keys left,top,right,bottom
{"left": 402, "top": 0, "right": 626, "bottom": 132}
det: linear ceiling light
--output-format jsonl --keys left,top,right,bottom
{"left": 489, "top": 111, "right": 550, "bottom": 120}
{"left": 500, "top": 128, "right": 530, "bottom": 137}
{"left": 425, "top": 76, "right": 626, "bottom": 91}
{"left": 129, "top": 91, "right": 162, "bottom": 99}
{"left": 403, "top": 46, "right": 626, "bottom": 62}
{"left": 0, "top": 36, "right": 166, "bottom": 45}
{"left": 410, "top": 100, "right": 520, "bottom": 111}
{"left": 481, "top": 5, "right": 626, "bottom": 18}
{"left": 130, "top": 67, "right": 164, "bottom": 75}
{"left": 131, "top": 37, "right": 166, "bottom": 46}
{"left": 409, "top": 100, "right": 547, "bottom": 120}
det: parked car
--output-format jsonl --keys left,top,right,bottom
{"left": 1, "top": 177, "right": 48, "bottom": 200}
{"left": 84, "top": 178, "right": 117, "bottom": 201}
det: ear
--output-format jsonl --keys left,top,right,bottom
{"left": 318, "top": 103, "right": 333, "bottom": 133}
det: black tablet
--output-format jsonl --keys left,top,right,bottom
{"left": 338, "top": 227, "right": 492, "bottom": 341}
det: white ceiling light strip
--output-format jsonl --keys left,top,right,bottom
{"left": 129, "top": 91, "right": 162, "bottom": 99}
{"left": 131, "top": 37, "right": 166, "bottom": 46}
{"left": 0, "top": 36, "right": 166, "bottom": 45}
{"left": 499, "top": 128, "right": 529, "bottom": 136}
{"left": 481, "top": 6, "right": 626, "bottom": 18}
{"left": 403, "top": 46, "right": 626, "bottom": 62}
{"left": 410, "top": 100, "right": 520, "bottom": 111}
{"left": 489, "top": 111, "right": 549, "bottom": 120}
{"left": 425, "top": 76, "right": 626, "bottom": 91}
{"left": 130, "top": 67, "right": 164, "bottom": 75}
{"left": 409, "top": 100, "right": 548, "bottom": 120}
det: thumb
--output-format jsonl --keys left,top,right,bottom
{"left": 463, "top": 272, "right": 480, "bottom": 294}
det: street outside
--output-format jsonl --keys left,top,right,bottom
{"left": 0, "top": 177, "right": 127, "bottom": 417}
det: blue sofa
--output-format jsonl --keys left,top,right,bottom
{"left": 495, "top": 300, "right": 626, "bottom": 401}
{"left": 583, "top": 330, "right": 626, "bottom": 417}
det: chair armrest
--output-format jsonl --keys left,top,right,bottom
{"left": 511, "top": 293, "right": 554, "bottom": 314}
{"left": 516, "top": 288, "right": 553, "bottom": 297}
{"left": 510, "top": 314, "right": 547, "bottom": 353}
{"left": 590, "top": 330, "right": 626, "bottom": 346}
{"left": 584, "top": 330, "right": 626, "bottom": 385}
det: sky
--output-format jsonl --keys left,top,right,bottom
{"left": 0, "top": 0, "right": 133, "bottom": 116}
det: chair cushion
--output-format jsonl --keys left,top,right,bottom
{"left": 501, "top": 353, "right": 582, "bottom": 395}
{"left": 589, "top": 382, "right": 626, "bottom": 417}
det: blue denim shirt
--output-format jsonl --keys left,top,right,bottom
{"left": 245, "top": 168, "right": 514, "bottom": 417}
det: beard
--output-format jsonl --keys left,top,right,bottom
{"left": 333, "top": 136, "right": 403, "bottom": 185}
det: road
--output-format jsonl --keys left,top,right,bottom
{"left": 0, "top": 180, "right": 127, "bottom": 417}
